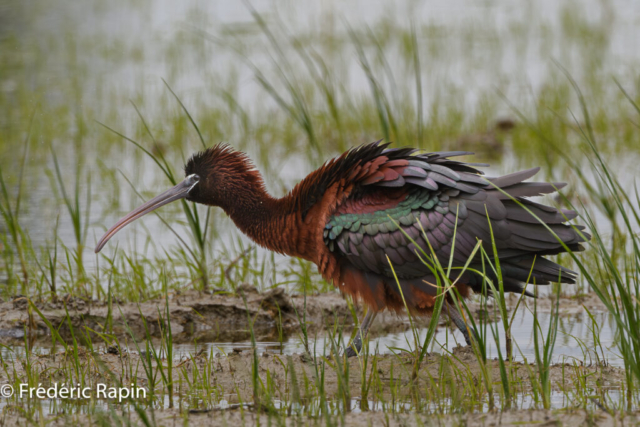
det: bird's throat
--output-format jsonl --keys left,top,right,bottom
{"left": 219, "top": 178, "right": 298, "bottom": 257}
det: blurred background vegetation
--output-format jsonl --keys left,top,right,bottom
{"left": 2, "top": 0, "right": 640, "bottom": 420}
{"left": 0, "top": 0, "right": 639, "bottom": 299}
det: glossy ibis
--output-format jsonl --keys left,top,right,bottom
{"left": 95, "top": 141, "right": 589, "bottom": 356}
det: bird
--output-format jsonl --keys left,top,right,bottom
{"left": 95, "top": 141, "right": 589, "bottom": 356}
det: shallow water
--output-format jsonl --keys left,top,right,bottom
{"left": 0, "top": 307, "right": 619, "bottom": 366}
{"left": 1, "top": 0, "right": 639, "bottom": 272}
{"left": 2, "top": 1, "right": 639, "bottom": 421}
{"left": 0, "top": 371, "right": 626, "bottom": 416}
{"left": 0, "top": 305, "right": 628, "bottom": 415}
{"left": 162, "top": 308, "right": 621, "bottom": 366}
{"left": 0, "top": 388, "right": 625, "bottom": 415}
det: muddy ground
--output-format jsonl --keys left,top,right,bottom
{"left": 181, "top": 409, "right": 640, "bottom": 427}
{"left": 0, "top": 287, "right": 609, "bottom": 346}
{"left": 2, "top": 408, "right": 638, "bottom": 426}
{"left": 0, "top": 345, "right": 631, "bottom": 426}
{"left": 0, "top": 289, "right": 632, "bottom": 426}
{"left": 2, "top": 343, "right": 624, "bottom": 400}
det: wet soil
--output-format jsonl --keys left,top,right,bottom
{"left": 0, "top": 288, "right": 609, "bottom": 346}
{"left": 0, "top": 290, "right": 629, "bottom": 425}
{"left": 2, "top": 408, "right": 638, "bottom": 427}
{"left": 0, "top": 287, "right": 355, "bottom": 344}
{"left": 1, "top": 340, "right": 625, "bottom": 405}
{"left": 149, "top": 408, "right": 640, "bottom": 427}
{"left": 0, "top": 345, "right": 632, "bottom": 426}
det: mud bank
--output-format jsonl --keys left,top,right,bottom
{"left": 0, "top": 346, "right": 631, "bottom": 426}
{"left": 3, "top": 408, "right": 638, "bottom": 427}
{"left": 0, "top": 288, "right": 609, "bottom": 345}
{"left": 1, "top": 344, "right": 626, "bottom": 402}
{"left": 138, "top": 409, "right": 640, "bottom": 427}
{"left": 0, "top": 287, "right": 355, "bottom": 344}
{"left": 172, "top": 408, "right": 640, "bottom": 426}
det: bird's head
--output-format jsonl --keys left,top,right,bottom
{"left": 95, "top": 143, "right": 258, "bottom": 253}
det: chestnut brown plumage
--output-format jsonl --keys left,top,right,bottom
{"left": 95, "top": 141, "right": 590, "bottom": 356}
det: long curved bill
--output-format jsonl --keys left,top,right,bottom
{"left": 95, "top": 174, "right": 199, "bottom": 253}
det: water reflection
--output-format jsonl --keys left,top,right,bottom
{"left": 161, "top": 309, "right": 620, "bottom": 366}
{"left": 1, "top": 0, "right": 639, "bottom": 266}
{"left": 0, "top": 308, "right": 620, "bottom": 366}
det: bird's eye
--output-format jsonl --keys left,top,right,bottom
{"left": 185, "top": 174, "right": 200, "bottom": 190}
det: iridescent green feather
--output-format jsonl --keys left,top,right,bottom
{"left": 325, "top": 189, "right": 439, "bottom": 250}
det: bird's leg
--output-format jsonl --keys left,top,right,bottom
{"left": 345, "top": 310, "right": 378, "bottom": 358}
{"left": 443, "top": 300, "right": 473, "bottom": 346}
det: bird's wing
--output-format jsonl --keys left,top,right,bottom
{"left": 323, "top": 142, "right": 589, "bottom": 298}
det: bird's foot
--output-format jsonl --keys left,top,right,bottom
{"left": 461, "top": 328, "right": 473, "bottom": 346}
{"left": 444, "top": 300, "right": 476, "bottom": 347}
{"left": 344, "top": 310, "right": 377, "bottom": 358}
{"left": 345, "top": 337, "right": 362, "bottom": 358}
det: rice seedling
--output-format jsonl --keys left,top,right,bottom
{"left": 504, "top": 72, "right": 640, "bottom": 409}
{"left": 0, "top": 126, "right": 33, "bottom": 290}
{"left": 33, "top": 216, "right": 59, "bottom": 301}
{"left": 50, "top": 147, "right": 92, "bottom": 280}
{"left": 2, "top": 2, "right": 640, "bottom": 425}
{"left": 530, "top": 284, "right": 561, "bottom": 409}
{"left": 97, "top": 95, "right": 212, "bottom": 291}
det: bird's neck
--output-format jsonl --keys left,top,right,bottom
{"left": 218, "top": 175, "right": 298, "bottom": 256}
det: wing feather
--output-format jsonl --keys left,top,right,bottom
{"left": 318, "top": 141, "right": 589, "bottom": 295}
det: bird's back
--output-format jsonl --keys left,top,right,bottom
{"left": 294, "top": 141, "right": 589, "bottom": 314}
